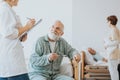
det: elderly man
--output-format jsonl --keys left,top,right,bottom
{"left": 87, "top": 48, "right": 107, "bottom": 62}
{"left": 28, "top": 20, "right": 80, "bottom": 80}
{"left": 82, "top": 47, "right": 107, "bottom": 65}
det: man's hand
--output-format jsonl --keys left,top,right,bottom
{"left": 73, "top": 54, "right": 81, "bottom": 63}
{"left": 102, "top": 58, "right": 108, "bottom": 62}
{"left": 48, "top": 53, "right": 59, "bottom": 61}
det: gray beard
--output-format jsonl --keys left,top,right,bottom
{"left": 48, "top": 32, "right": 60, "bottom": 41}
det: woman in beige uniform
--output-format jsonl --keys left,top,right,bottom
{"left": 104, "top": 15, "right": 120, "bottom": 80}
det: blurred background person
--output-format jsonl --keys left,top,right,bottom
{"left": 82, "top": 47, "right": 107, "bottom": 65}
{"left": 104, "top": 15, "right": 120, "bottom": 80}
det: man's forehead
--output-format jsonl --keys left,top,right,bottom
{"left": 54, "top": 21, "right": 63, "bottom": 27}
{"left": 88, "top": 48, "right": 92, "bottom": 50}
{"left": 53, "top": 22, "right": 64, "bottom": 29}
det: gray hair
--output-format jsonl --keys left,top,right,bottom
{"left": 54, "top": 20, "right": 64, "bottom": 31}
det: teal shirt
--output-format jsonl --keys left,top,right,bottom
{"left": 28, "top": 35, "right": 78, "bottom": 76}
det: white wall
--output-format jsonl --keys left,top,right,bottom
{"left": 14, "top": 0, "right": 72, "bottom": 63}
{"left": 73, "top": 0, "right": 120, "bottom": 52}
{"left": 13, "top": 0, "right": 120, "bottom": 63}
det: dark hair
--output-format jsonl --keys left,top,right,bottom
{"left": 107, "top": 15, "right": 118, "bottom": 25}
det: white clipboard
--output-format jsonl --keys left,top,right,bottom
{"left": 19, "top": 19, "right": 42, "bottom": 41}
{"left": 27, "top": 18, "right": 42, "bottom": 32}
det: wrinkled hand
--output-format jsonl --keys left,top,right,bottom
{"left": 26, "top": 19, "right": 36, "bottom": 30}
{"left": 73, "top": 54, "right": 81, "bottom": 63}
{"left": 49, "top": 53, "right": 59, "bottom": 61}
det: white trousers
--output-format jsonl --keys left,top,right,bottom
{"left": 108, "top": 59, "right": 119, "bottom": 80}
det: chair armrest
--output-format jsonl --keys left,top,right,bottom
{"left": 72, "top": 59, "right": 79, "bottom": 80}
{"left": 81, "top": 51, "right": 85, "bottom": 79}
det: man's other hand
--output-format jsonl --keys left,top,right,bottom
{"left": 73, "top": 54, "right": 81, "bottom": 63}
